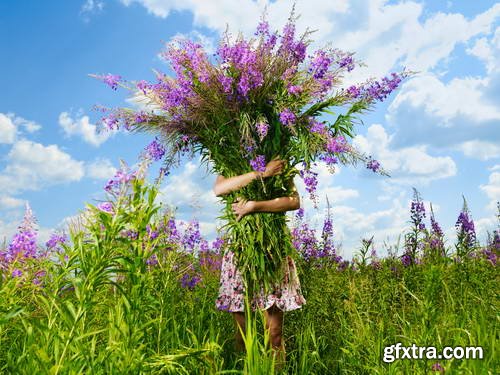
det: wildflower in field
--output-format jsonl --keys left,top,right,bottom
{"left": 46, "top": 232, "right": 67, "bottom": 252}
{"left": 431, "top": 362, "right": 444, "bottom": 372}
{"left": 181, "top": 220, "right": 202, "bottom": 253}
{"left": 2, "top": 203, "right": 38, "bottom": 264}
{"left": 180, "top": 273, "right": 201, "bottom": 290}
{"left": 97, "top": 202, "right": 114, "bottom": 214}
{"left": 12, "top": 269, "right": 22, "bottom": 278}
{"left": 455, "top": 198, "right": 477, "bottom": 252}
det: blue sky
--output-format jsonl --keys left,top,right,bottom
{"left": 0, "top": 0, "right": 499, "bottom": 258}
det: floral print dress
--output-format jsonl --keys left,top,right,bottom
{"left": 215, "top": 250, "right": 306, "bottom": 312}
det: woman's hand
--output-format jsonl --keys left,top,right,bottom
{"left": 232, "top": 198, "right": 256, "bottom": 221}
{"left": 261, "top": 158, "right": 286, "bottom": 178}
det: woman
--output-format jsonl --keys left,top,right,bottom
{"left": 213, "top": 158, "right": 306, "bottom": 364}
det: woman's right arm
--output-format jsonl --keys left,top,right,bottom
{"left": 213, "top": 159, "right": 285, "bottom": 197}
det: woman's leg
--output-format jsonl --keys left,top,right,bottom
{"left": 232, "top": 312, "right": 246, "bottom": 352}
{"left": 264, "top": 304, "right": 286, "bottom": 365}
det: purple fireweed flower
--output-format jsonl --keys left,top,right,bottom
{"left": 366, "top": 158, "right": 381, "bottom": 173}
{"left": 134, "top": 111, "right": 148, "bottom": 124}
{"left": 279, "top": 108, "right": 296, "bottom": 127}
{"left": 299, "top": 166, "right": 318, "bottom": 203}
{"left": 102, "top": 113, "right": 119, "bottom": 130}
{"left": 97, "top": 202, "right": 114, "bottom": 214}
{"left": 326, "top": 135, "right": 349, "bottom": 154}
{"left": 6, "top": 203, "right": 38, "bottom": 262}
{"left": 308, "top": 118, "right": 326, "bottom": 135}
{"left": 338, "top": 55, "right": 355, "bottom": 72}
{"left": 410, "top": 192, "right": 426, "bottom": 228}
{"left": 249, "top": 155, "right": 266, "bottom": 173}
{"left": 146, "top": 253, "right": 158, "bottom": 266}
{"left": 181, "top": 220, "right": 202, "bottom": 252}
{"left": 255, "top": 121, "right": 269, "bottom": 140}
{"left": 143, "top": 138, "right": 166, "bottom": 162}
{"left": 180, "top": 273, "right": 201, "bottom": 289}
{"left": 455, "top": 210, "right": 476, "bottom": 249}
{"left": 46, "top": 233, "right": 67, "bottom": 251}
{"left": 346, "top": 85, "right": 361, "bottom": 99}
{"left": 337, "top": 260, "right": 349, "bottom": 271}
{"left": 218, "top": 74, "right": 233, "bottom": 93}
{"left": 319, "top": 154, "right": 338, "bottom": 173}
{"left": 309, "top": 50, "right": 332, "bottom": 79}
{"left": 12, "top": 269, "right": 22, "bottom": 278}
{"left": 431, "top": 362, "right": 444, "bottom": 372}
{"left": 291, "top": 222, "right": 318, "bottom": 260}
{"left": 136, "top": 80, "right": 150, "bottom": 95}
{"left": 401, "top": 252, "right": 413, "bottom": 267}
{"left": 99, "top": 73, "right": 122, "bottom": 90}
{"left": 211, "top": 237, "right": 225, "bottom": 253}
{"left": 287, "top": 84, "right": 303, "bottom": 96}
{"left": 255, "top": 20, "right": 270, "bottom": 36}
{"left": 281, "top": 67, "right": 297, "bottom": 82}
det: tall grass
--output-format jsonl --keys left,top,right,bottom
{"left": 0, "top": 177, "right": 498, "bottom": 374}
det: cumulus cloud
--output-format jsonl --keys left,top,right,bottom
{"left": 120, "top": 1, "right": 499, "bottom": 79}
{"left": 0, "top": 113, "right": 41, "bottom": 144}
{"left": 480, "top": 169, "right": 500, "bottom": 212}
{"left": 0, "top": 196, "right": 25, "bottom": 209}
{"left": 0, "top": 113, "right": 16, "bottom": 144}
{"left": 59, "top": 112, "right": 113, "bottom": 147}
{"left": 85, "top": 159, "right": 117, "bottom": 180}
{"left": 353, "top": 124, "right": 457, "bottom": 185}
{"left": 0, "top": 140, "right": 85, "bottom": 194}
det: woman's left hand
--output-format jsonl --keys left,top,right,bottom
{"left": 232, "top": 198, "right": 256, "bottom": 221}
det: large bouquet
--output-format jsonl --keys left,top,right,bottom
{"left": 92, "top": 13, "right": 409, "bottom": 293}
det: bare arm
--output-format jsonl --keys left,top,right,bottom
{"left": 213, "top": 159, "right": 286, "bottom": 197}
{"left": 213, "top": 172, "right": 259, "bottom": 197}
{"left": 231, "top": 182, "right": 300, "bottom": 221}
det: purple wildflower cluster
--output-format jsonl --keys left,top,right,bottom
{"left": 143, "top": 138, "right": 166, "bottom": 162}
{"left": 366, "top": 157, "right": 381, "bottom": 173}
{"left": 249, "top": 155, "right": 267, "bottom": 173}
{"left": 255, "top": 121, "right": 269, "bottom": 140}
{"left": 97, "top": 73, "right": 122, "bottom": 90}
{"left": 291, "top": 207, "right": 344, "bottom": 265}
{"left": 104, "top": 165, "right": 138, "bottom": 195}
{"left": 299, "top": 165, "right": 319, "bottom": 204}
{"left": 410, "top": 197, "right": 426, "bottom": 231}
{"left": 279, "top": 108, "right": 296, "bottom": 127}
{"left": 1, "top": 204, "right": 38, "bottom": 266}
{"left": 0, "top": 204, "right": 48, "bottom": 286}
{"left": 455, "top": 207, "right": 477, "bottom": 250}
{"left": 346, "top": 72, "right": 407, "bottom": 103}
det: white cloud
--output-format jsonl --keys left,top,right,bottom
{"left": 0, "top": 113, "right": 16, "bottom": 144}
{"left": 456, "top": 140, "right": 500, "bottom": 161}
{"left": 0, "top": 196, "right": 25, "bottom": 209}
{"left": 59, "top": 111, "right": 113, "bottom": 147}
{"left": 389, "top": 74, "right": 500, "bottom": 125}
{"left": 353, "top": 124, "right": 457, "bottom": 185}
{"left": 480, "top": 170, "right": 500, "bottom": 212}
{"left": 85, "top": 159, "right": 117, "bottom": 180}
{"left": 120, "top": 1, "right": 500, "bottom": 80}
{"left": 80, "top": 0, "right": 104, "bottom": 22}
{"left": 0, "top": 140, "right": 85, "bottom": 194}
